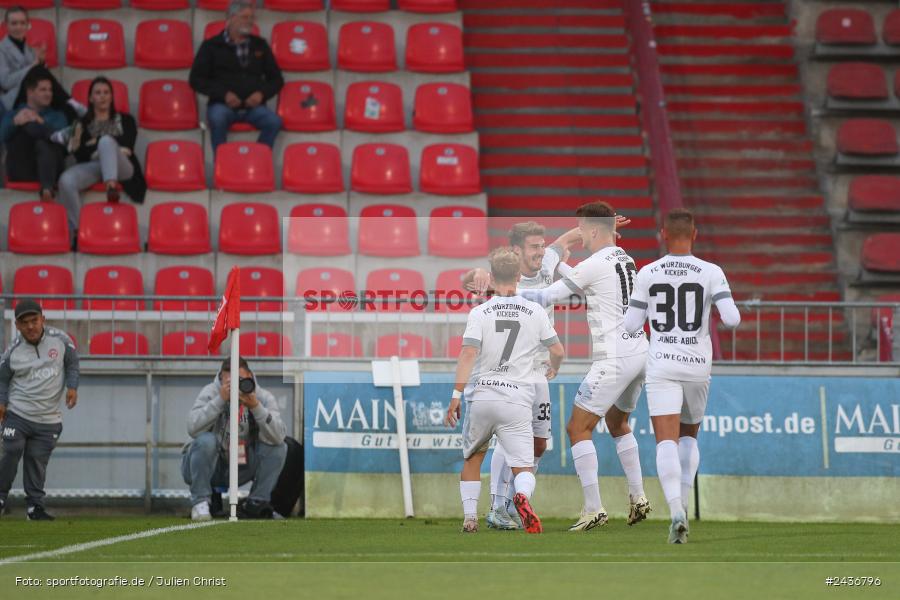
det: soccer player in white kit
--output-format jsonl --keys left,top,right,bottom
{"left": 623, "top": 208, "right": 741, "bottom": 544}
{"left": 446, "top": 247, "right": 565, "bottom": 534}
{"left": 519, "top": 202, "right": 652, "bottom": 531}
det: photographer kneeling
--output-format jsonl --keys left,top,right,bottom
{"left": 182, "top": 357, "right": 286, "bottom": 521}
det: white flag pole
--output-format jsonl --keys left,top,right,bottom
{"left": 228, "top": 328, "right": 240, "bottom": 522}
{"left": 390, "top": 356, "right": 414, "bottom": 518}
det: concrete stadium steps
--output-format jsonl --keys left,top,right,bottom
{"left": 460, "top": 0, "right": 657, "bottom": 260}
{"left": 651, "top": 0, "right": 846, "bottom": 358}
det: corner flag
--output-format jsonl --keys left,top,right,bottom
{"left": 209, "top": 266, "right": 241, "bottom": 353}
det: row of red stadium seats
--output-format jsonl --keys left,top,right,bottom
{"left": 816, "top": 8, "right": 900, "bottom": 47}
{"left": 55, "top": 79, "right": 473, "bottom": 134}
{"left": 7, "top": 201, "right": 489, "bottom": 256}
{"left": 6, "top": 0, "right": 457, "bottom": 13}
{"left": 0, "top": 18, "right": 463, "bottom": 72}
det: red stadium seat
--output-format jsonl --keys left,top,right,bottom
{"left": 271, "top": 21, "right": 330, "bottom": 71}
{"left": 282, "top": 143, "right": 344, "bottom": 193}
{"left": 0, "top": 18, "right": 57, "bottom": 67}
{"left": 849, "top": 175, "right": 900, "bottom": 213}
{"left": 296, "top": 267, "right": 356, "bottom": 311}
{"left": 144, "top": 141, "right": 206, "bottom": 191}
{"left": 428, "top": 206, "right": 488, "bottom": 258}
{"left": 240, "top": 267, "right": 284, "bottom": 312}
{"left": 399, "top": 0, "right": 457, "bottom": 12}
{"left": 264, "top": 0, "right": 324, "bottom": 11}
{"left": 445, "top": 335, "right": 462, "bottom": 357}
{"left": 344, "top": 81, "right": 404, "bottom": 133}
{"left": 365, "top": 268, "right": 425, "bottom": 312}
{"left": 332, "top": 0, "right": 389, "bottom": 12}
{"left": 375, "top": 333, "right": 432, "bottom": 358}
{"left": 413, "top": 83, "right": 473, "bottom": 133}
{"left": 139, "top": 79, "right": 198, "bottom": 130}
{"left": 862, "top": 233, "right": 900, "bottom": 273}
{"left": 13, "top": 266, "right": 75, "bottom": 310}
{"left": 420, "top": 143, "right": 481, "bottom": 195}
{"left": 240, "top": 332, "right": 293, "bottom": 357}
{"left": 83, "top": 265, "right": 143, "bottom": 311}
{"left": 214, "top": 143, "right": 275, "bottom": 193}
{"left": 277, "top": 81, "right": 336, "bottom": 131}
{"left": 62, "top": 0, "right": 121, "bottom": 8}
{"left": 406, "top": 23, "right": 463, "bottom": 73}
{"left": 66, "top": 19, "right": 125, "bottom": 69}
{"left": 338, "top": 21, "right": 396, "bottom": 72}
{"left": 77, "top": 203, "right": 141, "bottom": 255}
{"left": 885, "top": 10, "right": 900, "bottom": 46}
{"left": 358, "top": 205, "right": 420, "bottom": 257}
{"left": 89, "top": 331, "right": 149, "bottom": 356}
{"left": 219, "top": 203, "right": 281, "bottom": 255}
{"left": 148, "top": 202, "right": 211, "bottom": 255}
{"left": 130, "top": 0, "right": 190, "bottom": 9}
{"left": 0, "top": 0, "right": 53, "bottom": 8}
{"left": 310, "top": 333, "right": 362, "bottom": 357}
{"left": 135, "top": 20, "right": 193, "bottom": 70}
{"left": 71, "top": 79, "right": 129, "bottom": 114}
{"left": 435, "top": 268, "right": 476, "bottom": 313}
{"left": 198, "top": 0, "right": 229, "bottom": 10}
{"left": 8, "top": 202, "right": 69, "bottom": 254}
{"left": 826, "top": 63, "right": 887, "bottom": 100}
{"left": 288, "top": 204, "right": 351, "bottom": 255}
{"left": 203, "top": 21, "right": 260, "bottom": 41}
{"left": 351, "top": 143, "right": 412, "bottom": 193}
{"left": 837, "top": 119, "right": 898, "bottom": 156}
{"left": 162, "top": 331, "right": 213, "bottom": 356}
{"left": 154, "top": 266, "right": 215, "bottom": 311}
{"left": 816, "top": 9, "right": 876, "bottom": 46}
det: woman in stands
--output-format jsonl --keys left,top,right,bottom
{"left": 57, "top": 76, "right": 146, "bottom": 243}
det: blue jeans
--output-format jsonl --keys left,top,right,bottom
{"left": 181, "top": 431, "right": 287, "bottom": 506}
{"left": 206, "top": 102, "right": 282, "bottom": 152}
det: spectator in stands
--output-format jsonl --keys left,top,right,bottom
{"left": 189, "top": 0, "right": 284, "bottom": 153}
{"left": 182, "top": 357, "right": 287, "bottom": 521}
{"left": 57, "top": 76, "right": 146, "bottom": 241}
{"left": 0, "top": 300, "right": 80, "bottom": 521}
{"left": 0, "top": 69, "right": 67, "bottom": 200}
{"left": 0, "top": 7, "right": 83, "bottom": 120}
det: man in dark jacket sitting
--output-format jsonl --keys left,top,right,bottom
{"left": 189, "top": 0, "right": 284, "bottom": 153}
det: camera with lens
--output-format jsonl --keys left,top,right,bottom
{"left": 238, "top": 377, "right": 255, "bottom": 394}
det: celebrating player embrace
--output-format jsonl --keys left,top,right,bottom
{"left": 623, "top": 208, "right": 741, "bottom": 544}
{"left": 446, "top": 247, "right": 565, "bottom": 534}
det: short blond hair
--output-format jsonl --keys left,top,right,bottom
{"left": 489, "top": 246, "right": 521, "bottom": 284}
{"left": 508, "top": 221, "right": 545, "bottom": 248}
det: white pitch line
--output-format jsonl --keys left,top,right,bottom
{"left": 0, "top": 520, "right": 226, "bottom": 566}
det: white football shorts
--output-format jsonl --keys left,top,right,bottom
{"left": 461, "top": 401, "right": 534, "bottom": 468}
{"left": 573, "top": 354, "right": 645, "bottom": 418}
{"left": 645, "top": 378, "right": 710, "bottom": 424}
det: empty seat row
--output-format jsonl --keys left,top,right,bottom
{"left": 816, "top": 8, "right": 900, "bottom": 47}
{"left": 10, "top": 18, "right": 462, "bottom": 72}
{"left": 826, "top": 63, "right": 900, "bottom": 103}
{"left": 7, "top": 263, "right": 479, "bottom": 313}
{"left": 861, "top": 233, "right": 900, "bottom": 275}
{"left": 848, "top": 175, "right": 900, "bottom": 215}
{"left": 117, "top": 79, "right": 471, "bottom": 134}
{"left": 27, "top": 0, "right": 457, "bottom": 13}
{"left": 7, "top": 200, "right": 488, "bottom": 257}
{"left": 836, "top": 119, "right": 900, "bottom": 157}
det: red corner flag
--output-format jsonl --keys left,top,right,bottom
{"left": 209, "top": 266, "right": 241, "bottom": 353}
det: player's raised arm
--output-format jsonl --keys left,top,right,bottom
{"left": 711, "top": 266, "right": 741, "bottom": 329}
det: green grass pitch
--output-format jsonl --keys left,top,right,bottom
{"left": 1, "top": 517, "right": 898, "bottom": 599}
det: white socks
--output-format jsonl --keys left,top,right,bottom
{"left": 460, "top": 480, "right": 481, "bottom": 520}
{"left": 490, "top": 445, "right": 509, "bottom": 510}
{"left": 656, "top": 440, "right": 683, "bottom": 519}
{"left": 678, "top": 435, "right": 699, "bottom": 514}
{"left": 613, "top": 432, "right": 645, "bottom": 498}
{"left": 513, "top": 471, "right": 536, "bottom": 500}
{"left": 571, "top": 440, "right": 602, "bottom": 512}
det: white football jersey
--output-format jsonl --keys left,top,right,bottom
{"left": 516, "top": 245, "right": 562, "bottom": 366}
{"left": 563, "top": 245, "right": 649, "bottom": 361}
{"left": 462, "top": 294, "right": 559, "bottom": 408}
{"left": 629, "top": 254, "right": 732, "bottom": 382}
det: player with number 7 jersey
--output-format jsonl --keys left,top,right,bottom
{"left": 623, "top": 207, "right": 741, "bottom": 544}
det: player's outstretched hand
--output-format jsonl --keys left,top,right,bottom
{"left": 614, "top": 214, "right": 631, "bottom": 240}
{"left": 66, "top": 389, "right": 78, "bottom": 409}
{"left": 445, "top": 397, "right": 461, "bottom": 427}
{"left": 545, "top": 367, "right": 558, "bottom": 381}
